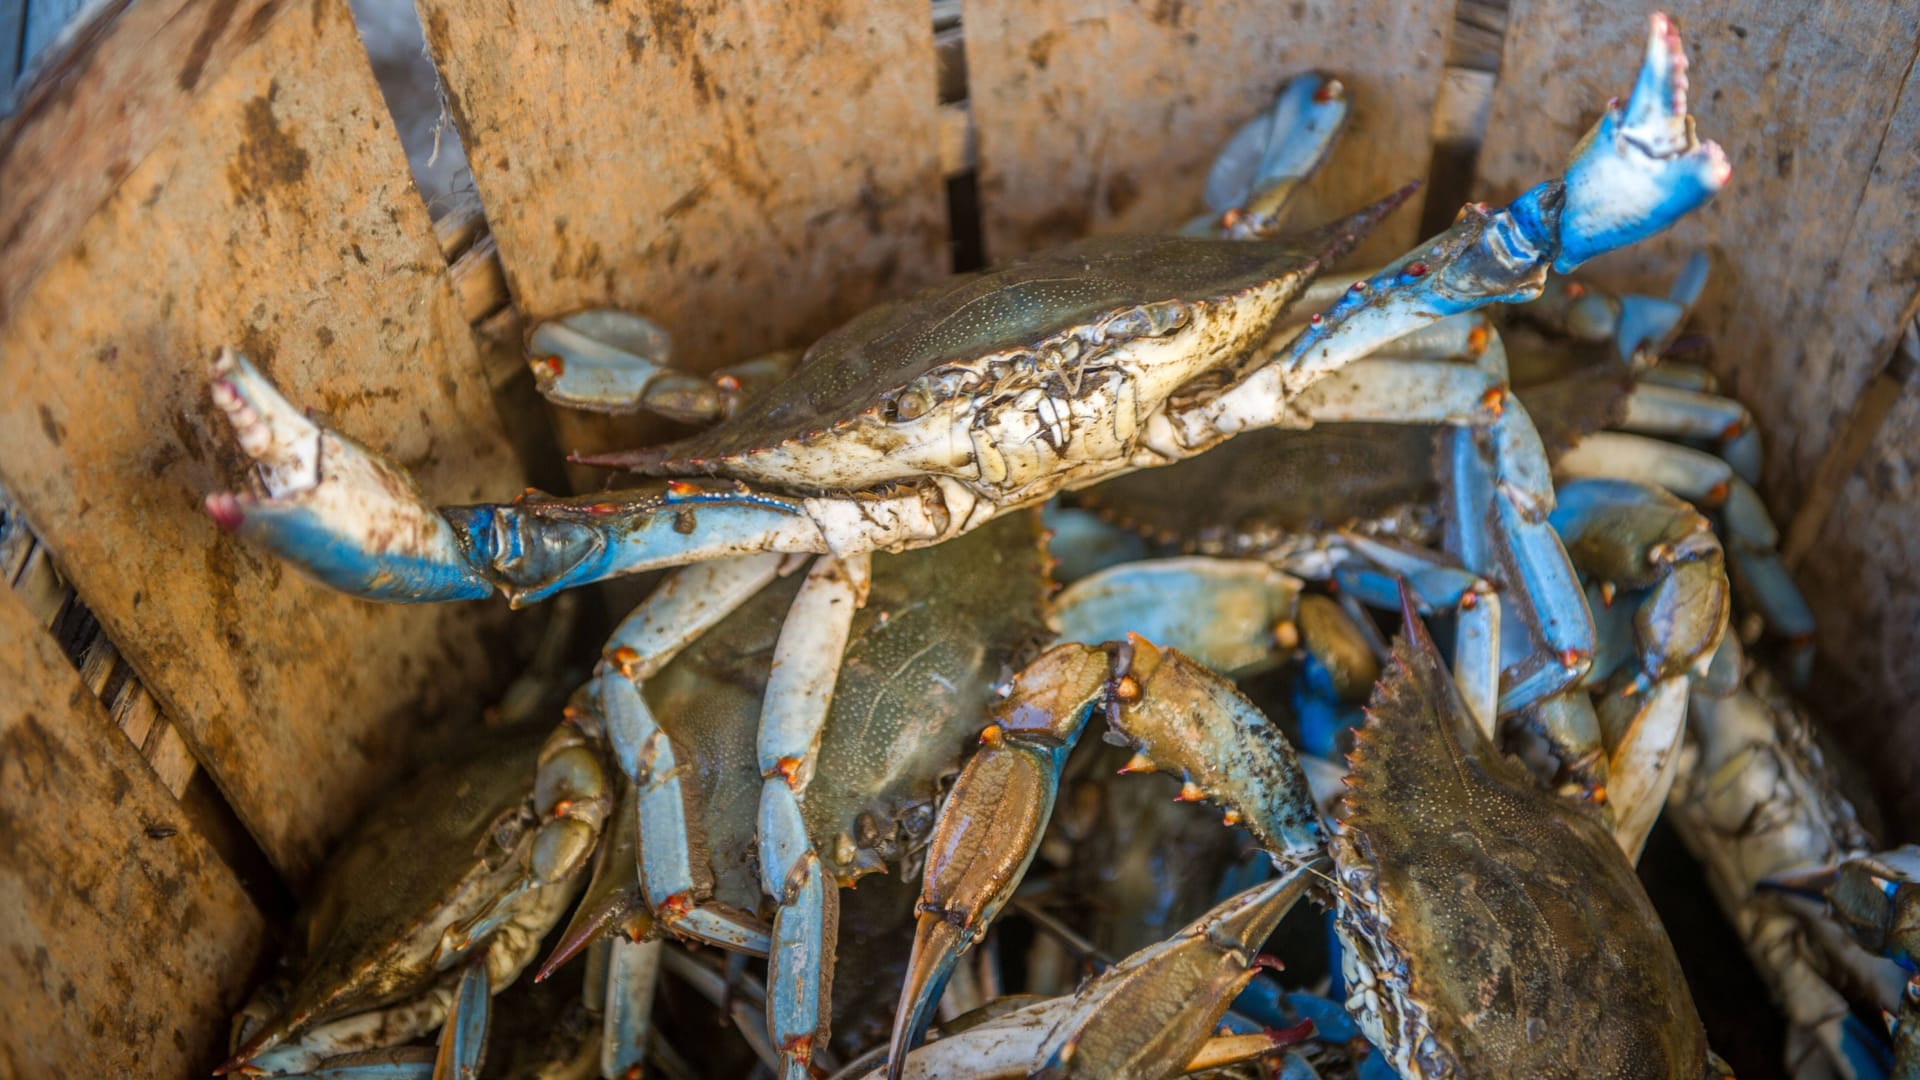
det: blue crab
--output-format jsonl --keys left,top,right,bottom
{"left": 889, "top": 585, "right": 1725, "bottom": 1078}
{"left": 204, "top": 14, "right": 1724, "bottom": 608}
{"left": 215, "top": 716, "right": 614, "bottom": 1077}
{"left": 200, "top": 13, "right": 1727, "bottom": 1079}
{"left": 1664, "top": 650, "right": 1908, "bottom": 1079}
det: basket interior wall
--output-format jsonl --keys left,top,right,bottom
{"left": 1, "top": 0, "right": 1916, "bottom": 1073}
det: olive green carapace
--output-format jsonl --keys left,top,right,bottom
{"left": 1074, "top": 422, "right": 1441, "bottom": 555}
{"left": 276, "top": 726, "right": 553, "bottom": 1027}
{"left": 1337, "top": 618, "right": 1712, "bottom": 1079}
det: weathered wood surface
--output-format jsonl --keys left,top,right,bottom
{"left": 0, "top": 586, "right": 265, "bottom": 1076}
{"left": 962, "top": 0, "right": 1458, "bottom": 265}
{"left": 415, "top": 0, "right": 949, "bottom": 374}
{"left": 1798, "top": 304, "right": 1920, "bottom": 832}
{"left": 0, "top": 0, "right": 522, "bottom": 881}
{"left": 1477, "top": 1, "right": 1920, "bottom": 515}
{"left": 0, "top": 0, "right": 281, "bottom": 329}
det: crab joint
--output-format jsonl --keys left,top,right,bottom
{"left": 1480, "top": 386, "right": 1508, "bottom": 418}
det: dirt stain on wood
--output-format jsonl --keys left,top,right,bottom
{"left": 227, "top": 84, "right": 310, "bottom": 204}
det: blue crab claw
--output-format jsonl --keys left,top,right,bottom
{"left": 526, "top": 309, "right": 728, "bottom": 422}
{"left": 887, "top": 644, "right": 1113, "bottom": 1079}
{"left": 1270, "top": 13, "right": 1723, "bottom": 389}
{"left": 1190, "top": 71, "right": 1349, "bottom": 236}
{"left": 1558, "top": 14, "right": 1730, "bottom": 272}
{"left": 204, "top": 348, "right": 495, "bottom": 602}
{"left": 207, "top": 349, "right": 866, "bottom": 605}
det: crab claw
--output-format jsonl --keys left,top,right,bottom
{"left": 204, "top": 348, "right": 495, "bottom": 601}
{"left": 1764, "top": 846, "right": 1920, "bottom": 969}
{"left": 526, "top": 309, "right": 727, "bottom": 423}
{"left": 1556, "top": 13, "right": 1730, "bottom": 271}
{"left": 1032, "top": 865, "right": 1320, "bottom": 1077}
{"left": 1109, "top": 634, "right": 1324, "bottom": 862}
{"left": 886, "top": 644, "right": 1112, "bottom": 1079}
{"left": 1191, "top": 70, "right": 1350, "bottom": 237}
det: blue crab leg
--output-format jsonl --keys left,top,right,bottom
{"left": 430, "top": 953, "right": 490, "bottom": 1080}
{"left": 597, "top": 672, "right": 773, "bottom": 956}
{"left": 1284, "top": 325, "right": 1591, "bottom": 720}
{"left": 1184, "top": 71, "right": 1348, "bottom": 237}
{"left": 599, "top": 937, "right": 662, "bottom": 1079}
{"left": 572, "top": 561, "right": 783, "bottom": 957}
{"left": 205, "top": 349, "right": 958, "bottom": 604}
{"left": 1184, "top": 13, "right": 1724, "bottom": 437}
{"left": 1546, "top": 477, "right": 1728, "bottom": 835}
{"left": 1330, "top": 533, "right": 1501, "bottom": 734}
{"left": 1050, "top": 557, "right": 1301, "bottom": 676}
{"left": 755, "top": 554, "right": 870, "bottom": 1078}
{"left": 1619, "top": 381, "right": 1763, "bottom": 486}
{"left": 1556, "top": 430, "right": 1815, "bottom": 682}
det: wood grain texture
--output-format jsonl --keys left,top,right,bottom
{"left": 1475, "top": 2, "right": 1920, "bottom": 513}
{"left": 962, "top": 0, "right": 1458, "bottom": 264}
{"left": 0, "top": 0, "right": 522, "bottom": 882}
{"left": 0, "top": 586, "right": 265, "bottom": 1077}
{"left": 0, "top": 0, "right": 281, "bottom": 329}
{"left": 415, "top": 0, "right": 949, "bottom": 372}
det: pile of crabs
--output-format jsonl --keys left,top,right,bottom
{"left": 200, "top": 15, "right": 1920, "bottom": 1080}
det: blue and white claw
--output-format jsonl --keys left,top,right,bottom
{"left": 204, "top": 349, "right": 496, "bottom": 602}
{"left": 1558, "top": 14, "right": 1730, "bottom": 272}
{"left": 526, "top": 309, "right": 728, "bottom": 422}
{"left": 1187, "top": 71, "right": 1349, "bottom": 236}
{"left": 1201, "top": 12, "right": 1724, "bottom": 412}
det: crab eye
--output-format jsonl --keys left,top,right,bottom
{"left": 895, "top": 388, "right": 934, "bottom": 421}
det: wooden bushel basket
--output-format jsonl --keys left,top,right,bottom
{"left": 0, "top": 0, "right": 1915, "bottom": 1074}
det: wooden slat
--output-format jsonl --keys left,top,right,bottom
{"left": 0, "top": 0, "right": 522, "bottom": 882}
{"left": 1475, "top": 2, "right": 1920, "bottom": 513}
{"left": 1796, "top": 304, "right": 1920, "bottom": 833}
{"left": 0, "top": 585, "right": 264, "bottom": 1076}
{"left": 415, "top": 0, "right": 948, "bottom": 373}
{"left": 0, "top": 0, "right": 280, "bottom": 329}
{"left": 962, "top": 0, "right": 1460, "bottom": 264}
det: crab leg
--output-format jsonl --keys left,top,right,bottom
{"left": 528, "top": 310, "right": 803, "bottom": 423}
{"left": 1050, "top": 557, "right": 1301, "bottom": 676}
{"left": 205, "top": 349, "right": 955, "bottom": 604}
{"left": 1546, "top": 478, "right": 1728, "bottom": 853}
{"left": 429, "top": 953, "right": 490, "bottom": 1080}
{"left": 889, "top": 640, "right": 1323, "bottom": 1074}
{"left": 1175, "top": 13, "right": 1724, "bottom": 444}
{"left": 1262, "top": 319, "right": 1592, "bottom": 721}
{"left": 600, "top": 937, "right": 663, "bottom": 1079}
{"left": 878, "top": 868, "right": 1318, "bottom": 1080}
{"left": 1557, "top": 430, "right": 1815, "bottom": 683}
{"left": 577, "top": 558, "right": 787, "bottom": 957}
{"left": 756, "top": 554, "right": 871, "bottom": 1077}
